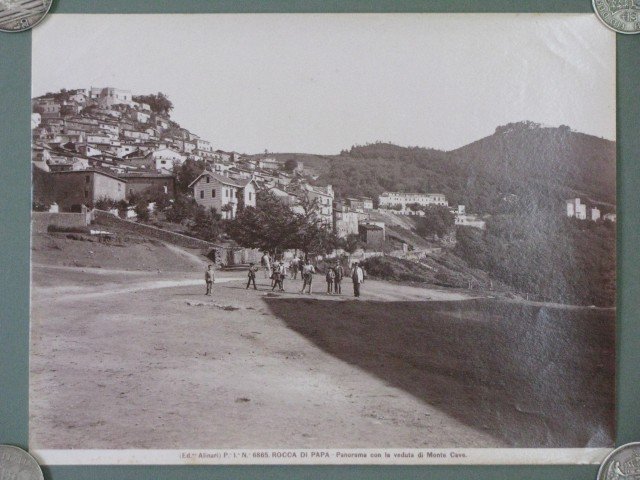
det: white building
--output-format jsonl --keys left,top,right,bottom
{"left": 566, "top": 198, "right": 587, "bottom": 220}
{"left": 334, "top": 208, "right": 359, "bottom": 238}
{"left": 150, "top": 148, "right": 186, "bottom": 172}
{"left": 189, "top": 171, "right": 257, "bottom": 220}
{"left": 379, "top": 192, "right": 448, "bottom": 211}
{"left": 195, "top": 138, "right": 213, "bottom": 153}
{"left": 591, "top": 207, "right": 601, "bottom": 222}
{"left": 454, "top": 205, "right": 486, "bottom": 229}
{"left": 89, "top": 87, "right": 133, "bottom": 107}
{"left": 259, "top": 158, "right": 281, "bottom": 170}
{"left": 31, "top": 113, "right": 41, "bottom": 129}
{"left": 300, "top": 184, "right": 334, "bottom": 229}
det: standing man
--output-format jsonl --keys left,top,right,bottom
{"left": 290, "top": 256, "right": 299, "bottom": 280}
{"left": 272, "top": 261, "right": 286, "bottom": 292}
{"left": 246, "top": 262, "right": 258, "bottom": 290}
{"left": 351, "top": 262, "right": 364, "bottom": 298}
{"left": 279, "top": 261, "right": 287, "bottom": 291}
{"left": 261, "top": 252, "right": 271, "bottom": 279}
{"left": 334, "top": 261, "right": 344, "bottom": 295}
{"left": 325, "top": 265, "right": 335, "bottom": 294}
{"left": 300, "top": 259, "right": 315, "bottom": 294}
{"left": 205, "top": 264, "right": 215, "bottom": 296}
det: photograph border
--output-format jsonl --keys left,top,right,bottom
{"left": 1, "top": 1, "right": 638, "bottom": 479}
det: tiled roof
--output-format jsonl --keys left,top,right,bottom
{"left": 188, "top": 170, "right": 254, "bottom": 189}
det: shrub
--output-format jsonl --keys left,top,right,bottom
{"left": 47, "top": 225, "right": 91, "bottom": 234}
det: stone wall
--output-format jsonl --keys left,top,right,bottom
{"left": 32, "top": 211, "right": 92, "bottom": 233}
{"left": 93, "top": 209, "right": 215, "bottom": 250}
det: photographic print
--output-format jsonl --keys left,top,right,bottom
{"left": 28, "top": 13, "right": 616, "bottom": 465}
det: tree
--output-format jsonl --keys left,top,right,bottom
{"left": 94, "top": 196, "right": 118, "bottom": 211}
{"left": 226, "top": 190, "right": 337, "bottom": 258}
{"left": 166, "top": 194, "right": 198, "bottom": 224}
{"left": 284, "top": 158, "right": 298, "bottom": 173}
{"left": 338, "top": 233, "right": 362, "bottom": 263}
{"left": 132, "top": 92, "right": 174, "bottom": 116}
{"left": 191, "top": 206, "right": 223, "bottom": 242}
{"left": 415, "top": 205, "right": 455, "bottom": 238}
{"left": 175, "top": 159, "right": 206, "bottom": 194}
{"left": 226, "top": 191, "right": 300, "bottom": 255}
{"left": 134, "top": 199, "right": 150, "bottom": 222}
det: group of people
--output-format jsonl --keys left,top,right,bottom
{"left": 205, "top": 254, "right": 367, "bottom": 298}
{"left": 239, "top": 253, "right": 366, "bottom": 297}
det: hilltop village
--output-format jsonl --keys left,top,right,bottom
{"left": 31, "top": 87, "right": 488, "bottom": 250}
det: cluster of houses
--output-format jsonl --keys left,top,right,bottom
{"left": 31, "top": 86, "right": 487, "bottom": 251}
{"left": 566, "top": 198, "right": 616, "bottom": 222}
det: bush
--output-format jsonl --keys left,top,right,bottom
{"left": 47, "top": 225, "right": 91, "bottom": 234}
{"left": 134, "top": 200, "right": 150, "bottom": 222}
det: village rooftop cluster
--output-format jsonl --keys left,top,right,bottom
{"left": 31, "top": 86, "right": 490, "bottom": 247}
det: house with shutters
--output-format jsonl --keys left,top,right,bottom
{"left": 189, "top": 171, "right": 257, "bottom": 220}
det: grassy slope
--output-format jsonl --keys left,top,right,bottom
{"left": 31, "top": 232, "right": 205, "bottom": 272}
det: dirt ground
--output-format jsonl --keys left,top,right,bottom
{"left": 29, "top": 235, "right": 615, "bottom": 449}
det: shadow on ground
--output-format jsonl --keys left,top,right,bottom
{"left": 264, "top": 297, "right": 615, "bottom": 447}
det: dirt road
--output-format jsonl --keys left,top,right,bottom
{"left": 29, "top": 263, "right": 614, "bottom": 449}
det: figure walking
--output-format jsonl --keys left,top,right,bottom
{"left": 205, "top": 264, "right": 215, "bottom": 296}
{"left": 246, "top": 262, "right": 258, "bottom": 290}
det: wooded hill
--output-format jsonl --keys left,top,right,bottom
{"left": 275, "top": 121, "right": 615, "bottom": 216}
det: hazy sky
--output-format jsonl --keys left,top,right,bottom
{"left": 32, "top": 14, "right": 615, "bottom": 154}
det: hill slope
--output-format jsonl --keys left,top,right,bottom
{"left": 310, "top": 122, "right": 615, "bottom": 215}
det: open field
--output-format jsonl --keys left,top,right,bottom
{"left": 29, "top": 237, "right": 615, "bottom": 449}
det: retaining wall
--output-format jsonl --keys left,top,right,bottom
{"left": 31, "top": 211, "right": 92, "bottom": 233}
{"left": 92, "top": 209, "right": 215, "bottom": 250}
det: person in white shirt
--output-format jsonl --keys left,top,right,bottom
{"left": 351, "top": 262, "right": 364, "bottom": 297}
{"left": 262, "top": 252, "right": 272, "bottom": 279}
{"left": 300, "top": 260, "right": 315, "bottom": 294}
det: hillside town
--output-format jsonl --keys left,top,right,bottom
{"left": 31, "top": 86, "right": 492, "bottom": 259}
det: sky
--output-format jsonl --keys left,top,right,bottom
{"left": 32, "top": 13, "right": 616, "bottom": 155}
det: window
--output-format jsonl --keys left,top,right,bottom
{"left": 206, "top": 176, "right": 210, "bottom": 183}
{"left": 84, "top": 189, "right": 89, "bottom": 198}
{"left": 248, "top": 192, "right": 252, "bottom": 201}
{"left": 212, "top": 189, "right": 216, "bottom": 198}
{"left": 85, "top": 175, "right": 90, "bottom": 183}
{"left": 200, "top": 190, "right": 204, "bottom": 199}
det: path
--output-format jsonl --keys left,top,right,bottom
{"left": 29, "top": 264, "right": 503, "bottom": 450}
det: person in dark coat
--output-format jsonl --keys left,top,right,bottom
{"left": 246, "top": 262, "right": 258, "bottom": 290}
{"left": 334, "top": 262, "right": 344, "bottom": 294}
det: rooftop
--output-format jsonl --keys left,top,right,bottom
{"left": 189, "top": 170, "right": 254, "bottom": 189}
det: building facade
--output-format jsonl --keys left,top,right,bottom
{"left": 566, "top": 198, "right": 587, "bottom": 220}
{"left": 190, "top": 171, "right": 257, "bottom": 220}
{"left": 51, "top": 170, "right": 126, "bottom": 211}
{"left": 379, "top": 192, "right": 448, "bottom": 210}
{"left": 119, "top": 172, "right": 176, "bottom": 199}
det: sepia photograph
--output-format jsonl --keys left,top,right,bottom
{"left": 28, "top": 13, "right": 616, "bottom": 464}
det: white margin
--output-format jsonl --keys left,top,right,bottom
{"left": 31, "top": 448, "right": 612, "bottom": 465}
